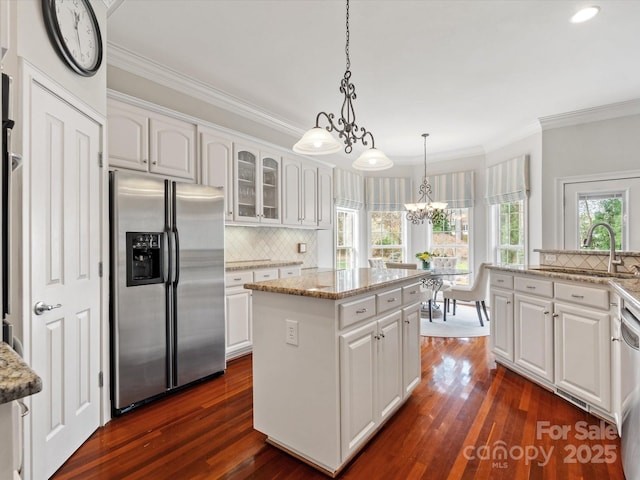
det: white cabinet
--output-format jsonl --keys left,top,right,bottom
{"left": 554, "top": 301, "right": 611, "bottom": 411}
{"left": 199, "top": 127, "right": 233, "bottom": 221}
{"left": 489, "top": 269, "right": 615, "bottom": 418}
{"left": 1, "top": 0, "right": 10, "bottom": 60}
{"left": 283, "top": 159, "right": 333, "bottom": 228}
{"left": 225, "top": 271, "right": 253, "bottom": 359}
{"left": 283, "top": 157, "right": 318, "bottom": 227}
{"left": 107, "top": 99, "right": 196, "bottom": 180}
{"left": 317, "top": 166, "right": 334, "bottom": 229}
{"left": 402, "top": 302, "right": 422, "bottom": 395}
{"left": 339, "top": 309, "right": 403, "bottom": 459}
{"left": 234, "top": 145, "right": 281, "bottom": 224}
{"left": 514, "top": 293, "right": 554, "bottom": 382}
{"left": 490, "top": 284, "right": 514, "bottom": 362}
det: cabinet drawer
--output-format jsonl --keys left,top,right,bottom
{"left": 376, "top": 288, "right": 402, "bottom": 314}
{"left": 402, "top": 283, "right": 423, "bottom": 304}
{"left": 555, "top": 282, "right": 610, "bottom": 310}
{"left": 279, "top": 266, "right": 301, "bottom": 278}
{"left": 253, "top": 269, "right": 279, "bottom": 282}
{"left": 339, "top": 296, "right": 376, "bottom": 330}
{"left": 514, "top": 276, "right": 553, "bottom": 297}
{"left": 225, "top": 271, "right": 253, "bottom": 288}
{"left": 491, "top": 272, "right": 513, "bottom": 289}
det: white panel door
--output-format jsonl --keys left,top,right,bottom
{"left": 339, "top": 320, "right": 377, "bottom": 461}
{"left": 376, "top": 311, "right": 402, "bottom": 421}
{"left": 514, "top": 294, "right": 554, "bottom": 382}
{"left": 402, "top": 303, "right": 421, "bottom": 396}
{"left": 29, "top": 82, "right": 101, "bottom": 479}
{"left": 490, "top": 288, "right": 514, "bottom": 362}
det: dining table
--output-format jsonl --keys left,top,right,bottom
{"left": 419, "top": 268, "right": 470, "bottom": 318}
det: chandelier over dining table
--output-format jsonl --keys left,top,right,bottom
{"left": 292, "top": 0, "right": 392, "bottom": 171}
{"left": 405, "top": 133, "right": 448, "bottom": 224}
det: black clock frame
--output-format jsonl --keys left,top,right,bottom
{"left": 42, "top": 0, "right": 103, "bottom": 77}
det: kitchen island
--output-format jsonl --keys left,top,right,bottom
{"left": 244, "top": 268, "right": 427, "bottom": 477}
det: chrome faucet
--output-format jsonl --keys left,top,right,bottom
{"left": 582, "top": 222, "right": 622, "bottom": 273}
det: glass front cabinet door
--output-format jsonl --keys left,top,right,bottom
{"left": 234, "top": 145, "right": 281, "bottom": 224}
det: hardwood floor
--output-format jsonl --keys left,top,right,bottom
{"left": 52, "top": 336, "right": 625, "bottom": 479}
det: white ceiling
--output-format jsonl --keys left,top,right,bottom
{"left": 107, "top": 0, "right": 640, "bottom": 164}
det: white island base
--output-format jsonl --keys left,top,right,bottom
{"left": 249, "top": 270, "right": 425, "bottom": 476}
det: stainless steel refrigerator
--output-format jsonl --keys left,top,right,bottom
{"left": 110, "top": 170, "right": 225, "bottom": 415}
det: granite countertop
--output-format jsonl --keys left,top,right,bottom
{"left": 610, "top": 279, "right": 640, "bottom": 310}
{"left": 225, "top": 260, "right": 303, "bottom": 271}
{"left": 244, "top": 267, "right": 427, "bottom": 300}
{"left": 0, "top": 342, "right": 42, "bottom": 404}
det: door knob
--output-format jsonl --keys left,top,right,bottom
{"left": 34, "top": 301, "right": 62, "bottom": 315}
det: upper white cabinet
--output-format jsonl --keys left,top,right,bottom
{"left": 283, "top": 158, "right": 333, "bottom": 229}
{"left": 199, "top": 127, "right": 233, "bottom": 221}
{"left": 317, "top": 166, "right": 334, "bottom": 229}
{"left": 1, "top": 0, "right": 10, "bottom": 60}
{"left": 107, "top": 99, "right": 196, "bottom": 181}
{"left": 234, "top": 145, "right": 281, "bottom": 224}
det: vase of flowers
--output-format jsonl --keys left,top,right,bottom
{"left": 415, "top": 251, "right": 432, "bottom": 270}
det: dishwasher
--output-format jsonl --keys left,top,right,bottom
{"left": 621, "top": 299, "right": 640, "bottom": 480}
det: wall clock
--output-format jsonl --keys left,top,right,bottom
{"left": 42, "top": 0, "right": 103, "bottom": 77}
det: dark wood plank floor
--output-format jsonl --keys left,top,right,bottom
{"left": 52, "top": 335, "right": 625, "bottom": 479}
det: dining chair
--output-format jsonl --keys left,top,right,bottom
{"left": 431, "top": 256, "right": 458, "bottom": 310}
{"left": 385, "top": 262, "right": 434, "bottom": 322}
{"left": 368, "top": 258, "right": 386, "bottom": 268}
{"left": 442, "top": 262, "right": 491, "bottom": 326}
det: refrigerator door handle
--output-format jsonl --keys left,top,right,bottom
{"left": 163, "top": 230, "right": 170, "bottom": 283}
{"left": 173, "top": 227, "right": 180, "bottom": 286}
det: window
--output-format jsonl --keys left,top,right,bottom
{"left": 496, "top": 200, "right": 526, "bottom": 266}
{"left": 369, "top": 211, "right": 406, "bottom": 262}
{"left": 578, "top": 192, "right": 624, "bottom": 250}
{"left": 431, "top": 208, "right": 470, "bottom": 269}
{"left": 336, "top": 208, "right": 357, "bottom": 269}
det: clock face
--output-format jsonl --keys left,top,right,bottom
{"left": 42, "top": 0, "right": 103, "bottom": 76}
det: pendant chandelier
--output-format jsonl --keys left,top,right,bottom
{"left": 292, "top": 0, "right": 392, "bottom": 171}
{"left": 404, "top": 134, "right": 448, "bottom": 224}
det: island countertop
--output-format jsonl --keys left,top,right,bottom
{"left": 225, "top": 260, "right": 303, "bottom": 271}
{"left": 244, "top": 267, "right": 427, "bottom": 300}
{"left": 0, "top": 342, "right": 42, "bottom": 404}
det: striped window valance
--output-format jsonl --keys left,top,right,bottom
{"left": 365, "top": 177, "right": 412, "bottom": 211}
{"left": 334, "top": 168, "right": 364, "bottom": 210}
{"left": 485, "top": 155, "right": 529, "bottom": 205}
{"left": 427, "top": 170, "right": 475, "bottom": 209}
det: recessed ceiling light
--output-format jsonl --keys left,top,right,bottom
{"left": 570, "top": 6, "right": 600, "bottom": 23}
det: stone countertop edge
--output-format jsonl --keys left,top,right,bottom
{"left": 487, "top": 265, "right": 640, "bottom": 308}
{"left": 225, "top": 260, "right": 304, "bottom": 271}
{"left": 534, "top": 249, "right": 640, "bottom": 257}
{"left": 0, "top": 342, "right": 43, "bottom": 404}
{"left": 244, "top": 268, "right": 427, "bottom": 300}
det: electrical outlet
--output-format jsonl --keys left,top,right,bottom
{"left": 286, "top": 319, "right": 299, "bottom": 346}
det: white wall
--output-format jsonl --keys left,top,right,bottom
{"left": 541, "top": 112, "right": 640, "bottom": 248}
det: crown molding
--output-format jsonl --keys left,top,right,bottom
{"left": 539, "top": 98, "right": 640, "bottom": 130}
{"left": 106, "top": 42, "right": 306, "bottom": 138}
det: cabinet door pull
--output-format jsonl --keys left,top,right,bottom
{"left": 387, "top": 298, "right": 397, "bottom": 303}
{"left": 571, "top": 294, "right": 584, "bottom": 299}
{"left": 497, "top": 279, "right": 504, "bottom": 283}
{"left": 233, "top": 277, "right": 242, "bottom": 281}
{"left": 356, "top": 308, "right": 367, "bottom": 314}
{"left": 526, "top": 285, "right": 536, "bottom": 290}
{"left": 506, "top": 301, "right": 511, "bottom": 304}
{"left": 404, "top": 319, "right": 410, "bottom": 324}
{"left": 552, "top": 313, "right": 559, "bottom": 318}
{"left": 543, "top": 311, "right": 549, "bottom": 315}
{"left": 409, "top": 290, "right": 417, "bottom": 294}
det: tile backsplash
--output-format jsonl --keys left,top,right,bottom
{"left": 536, "top": 249, "right": 640, "bottom": 273}
{"left": 225, "top": 226, "right": 318, "bottom": 268}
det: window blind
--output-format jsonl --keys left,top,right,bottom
{"left": 365, "top": 177, "right": 412, "bottom": 211}
{"left": 485, "top": 155, "right": 529, "bottom": 205}
{"left": 427, "top": 170, "right": 475, "bottom": 208}
{"left": 334, "top": 168, "right": 364, "bottom": 210}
